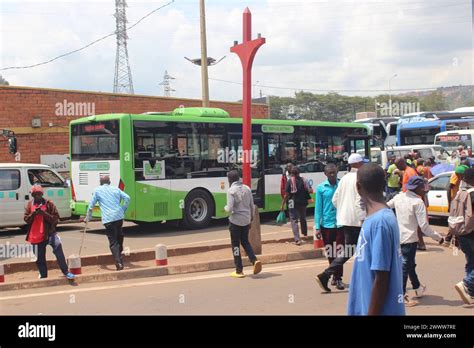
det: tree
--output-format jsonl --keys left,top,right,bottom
{"left": 420, "top": 91, "right": 447, "bottom": 111}
{"left": 0, "top": 75, "right": 9, "bottom": 86}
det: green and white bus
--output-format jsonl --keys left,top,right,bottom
{"left": 70, "top": 108, "right": 370, "bottom": 229}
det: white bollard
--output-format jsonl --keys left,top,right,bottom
{"left": 68, "top": 255, "right": 82, "bottom": 275}
{"left": 0, "top": 264, "right": 4, "bottom": 283}
{"left": 155, "top": 244, "right": 168, "bottom": 266}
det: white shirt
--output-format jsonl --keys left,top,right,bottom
{"left": 332, "top": 168, "right": 366, "bottom": 227}
{"left": 387, "top": 190, "right": 443, "bottom": 244}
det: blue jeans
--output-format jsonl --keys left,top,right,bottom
{"left": 33, "top": 234, "right": 69, "bottom": 278}
{"left": 459, "top": 235, "right": 474, "bottom": 296}
{"left": 401, "top": 242, "right": 421, "bottom": 294}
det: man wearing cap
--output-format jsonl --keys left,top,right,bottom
{"left": 445, "top": 165, "right": 469, "bottom": 247}
{"left": 387, "top": 176, "right": 444, "bottom": 307}
{"left": 448, "top": 165, "right": 469, "bottom": 212}
{"left": 24, "top": 185, "right": 75, "bottom": 280}
{"left": 315, "top": 153, "right": 367, "bottom": 292}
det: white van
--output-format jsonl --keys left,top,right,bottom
{"left": 0, "top": 164, "right": 71, "bottom": 229}
{"left": 379, "top": 145, "right": 449, "bottom": 168}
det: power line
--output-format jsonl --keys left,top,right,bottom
{"left": 208, "top": 77, "right": 440, "bottom": 93}
{"left": 0, "top": 0, "right": 175, "bottom": 71}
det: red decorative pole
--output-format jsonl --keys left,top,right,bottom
{"left": 231, "top": 7, "right": 266, "bottom": 186}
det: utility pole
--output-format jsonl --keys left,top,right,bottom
{"left": 389, "top": 73, "right": 397, "bottom": 117}
{"left": 159, "top": 71, "right": 176, "bottom": 97}
{"left": 200, "top": 0, "right": 210, "bottom": 107}
{"left": 113, "top": 0, "right": 134, "bottom": 94}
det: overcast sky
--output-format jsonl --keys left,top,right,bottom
{"left": 0, "top": 0, "right": 473, "bottom": 101}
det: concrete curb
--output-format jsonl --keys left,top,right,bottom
{"left": 0, "top": 248, "right": 324, "bottom": 292}
{"left": 4, "top": 236, "right": 314, "bottom": 273}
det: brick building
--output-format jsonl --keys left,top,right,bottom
{"left": 0, "top": 86, "right": 269, "bottom": 173}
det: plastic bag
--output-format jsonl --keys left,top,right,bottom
{"left": 276, "top": 211, "right": 287, "bottom": 225}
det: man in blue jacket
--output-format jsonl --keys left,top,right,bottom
{"left": 86, "top": 176, "right": 130, "bottom": 271}
{"left": 315, "top": 163, "right": 345, "bottom": 290}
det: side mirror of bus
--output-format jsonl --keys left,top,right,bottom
{"left": 8, "top": 137, "right": 17, "bottom": 154}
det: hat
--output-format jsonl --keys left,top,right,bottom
{"left": 348, "top": 153, "right": 369, "bottom": 165}
{"left": 30, "top": 185, "right": 44, "bottom": 194}
{"left": 406, "top": 176, "right": 425, "bottom": 191}
{"left": 455, "top": 165, "right": 469, "bottom": 175}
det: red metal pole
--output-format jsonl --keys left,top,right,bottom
{"left": 231, "top": 7, "right": 265, "bottom": 187}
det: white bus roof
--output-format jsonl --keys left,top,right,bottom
{"left": 453, "top": 107, "right": 474, "bottom": 112}
{"left": 0, "top": 163, "right": 51, "bottom": 169}
{"left": 436, "top": 130, "right": 474, "bottom": 136}
{"left": 384, "top": 145, "right": 443, "bottom": 150}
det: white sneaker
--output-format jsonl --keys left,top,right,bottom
{"left": 414, "top": 284, "right": 426, "bottom": 298}
{"left": 454, "top": 282, "right": 474, "bottom": 305}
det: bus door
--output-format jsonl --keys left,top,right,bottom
{"left": 344, "top": 135, "right": 371, "bottom": 160}
{"left": 228, "top": 134, "right": 265, "bottom": 208}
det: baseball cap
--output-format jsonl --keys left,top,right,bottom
{"left": 455, "top": 165, "right": 469, "bottom": 175}
{"left": 348, "top": 153, "right": 369, "bottom": 165}
{"left": 30, "top": 184, "right": 44, "bottom": 194}
{"left": 406, "top": 176, "right": 425, "bottom": 191}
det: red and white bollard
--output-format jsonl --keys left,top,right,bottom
{"left": 0, "top": 264, "right": 4, "bottom": 283}
{"left": 313, "top": 231, "right": 325, "bottom": 250}
{"left": 68, "top": 255, "right": 82, "bottom": 275}
{"left": 155, "top": 244, "right": 168, "bottom": 266}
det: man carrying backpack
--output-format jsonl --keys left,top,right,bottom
{"left": 280, "top": 167, "right": 312, "bottom": 245}
{"left": 452, "top": 168, "right": 474, "bottom": 304}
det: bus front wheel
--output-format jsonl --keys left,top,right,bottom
{"left": 183, "top": 189, "right": 214, "bottom": 230}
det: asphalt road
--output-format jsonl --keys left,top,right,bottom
{"left": 1, "top": 241, "right": 471, "bottom": 315}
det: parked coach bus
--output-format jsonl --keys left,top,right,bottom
{"left": 397, "top": 118, "right": 474, "bottom": 146}
{"left": 70, "top": 108, "right": 370, "bottom": 229}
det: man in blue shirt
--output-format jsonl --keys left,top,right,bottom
{"left": 86, "top": 176, "right": 131, "bottom": 271}
{"left": 348, "top": 163, "right": 405, "bottom": 315}
{"left": 315, "top": 163, "right": 345, "bottom": 290}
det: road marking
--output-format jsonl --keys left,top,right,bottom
{"left": 0, "top": 260, "right": 328, "bottom": 301}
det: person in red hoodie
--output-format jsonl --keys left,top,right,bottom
{"left": 24, "top": 185, "right": 75, "bottom": 280}
{"left": 280, "top": 163, "right": 294, "bottom": 198}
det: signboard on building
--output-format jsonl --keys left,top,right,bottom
{"left": 40, "top": 154, "right": 70, "bottom": 172}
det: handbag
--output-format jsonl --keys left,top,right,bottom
{"left": 276, "top": 211, "right": 287, "bottom": 225}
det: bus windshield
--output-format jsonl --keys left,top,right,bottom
{"left": 71, "top": 121, "right": 119, "bottom": 160}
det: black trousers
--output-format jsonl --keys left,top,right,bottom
{"left": 104, "top": 220, "right": 124, "bottom": 264}
{"left": 323, "top": 226, "right": 361, "bottom": 278}
{"left": 34, "top": 234, "right": 69, "bottom": 278}
{"left": 229, "top": 222, "right": 257, "bottom": 273}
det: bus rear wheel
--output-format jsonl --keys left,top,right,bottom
{"left": 183, "top": 189, "right": 214, "bottom": 230}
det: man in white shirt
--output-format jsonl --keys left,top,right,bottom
{"left": 315, "top": 153, "right": 367, "bottom": 292}
{"left": 387, "top": 176, "right": 445, "bottom": 307}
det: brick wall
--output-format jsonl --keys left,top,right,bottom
{"left": 0, "top": 86, "right": 269, "bottom": 165}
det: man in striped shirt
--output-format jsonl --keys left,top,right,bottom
{"left": 86, "top": 176, "right": 130, "bottom": 270}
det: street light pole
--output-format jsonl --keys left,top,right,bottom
{"left": 230, "top": 8, "right": 266, "bottom": 187}
{"left": 389, "top": 74, "right": 398, "bottom": 117}
{"left": 199, "top": 0, "right": 210, "bottom": 107}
